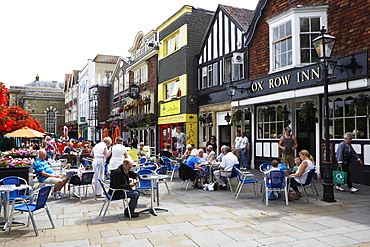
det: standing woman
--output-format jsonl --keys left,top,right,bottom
{"left": 206, "top": 136, "right": 217, "bottom": 154}
{"left": 288, "top": 149, "right": 315, "bottom": 199}
{"left": 91, "top": 137, "right": 112, "bottom": 197}
{"left": 108, "top": 137, "right": 129, "bottom": 172}
{"left": 335, "top": 132, "right": 363, "bottom": 193}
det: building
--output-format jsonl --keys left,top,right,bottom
{"left": 197, "top": 4, "right": 254, "bottom": 151}
{"left": 223, "top": 0, "right": 369, "bottom": 185}
{"left": 77, "top": 54, "right": 119, "bottom": 141}
{"left": 157, "top": 5, "right": 214, "bottom": 152}
{"left": 64, "top": 71, "right": 79, "bottom": 139}
{"left": 8, "top": 75, "right": 65, "bottom": 137}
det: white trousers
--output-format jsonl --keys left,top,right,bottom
{"left": 92, "top": 157, "right": 105, "bottom": 195}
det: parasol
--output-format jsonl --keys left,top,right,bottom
{"left": 103, "top": 128, "right": 109, "bottom": 138}
{"left": 113, "top": 126, "right": 121, "bottom": 144}
{"left": 4, "top": 127, "right": 45, "bottom": 138}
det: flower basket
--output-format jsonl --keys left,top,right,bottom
{"left": 351, "top": 93, "right": 369, "bottom": 115}
{"left": 198, "top": 115, "right": 206, "bottom": 125}
{"left": 232, "top": 109, "right": 243, "bottom": 124}
{"left": 299, "top": 101, "right": 316, "bottom": 122}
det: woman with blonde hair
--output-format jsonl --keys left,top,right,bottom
{"left": 288, "top": 149, "right": 315, "bottom": 200}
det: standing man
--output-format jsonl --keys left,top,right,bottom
{"left": 232, "top": 131, "right": 242, "bottom": 164}
{"left": 173, "top": 127, "right": 189, "bottom": 155}
{"left": 335, "top": 132, "right": 363, "bottom": 193}
{"left": 91, "top": 137, "right": 112, "bottom": 198}
{"left": 279, "top": 126, "right": 298, "bottom": 169}
{"left": 109, "top": 159, "right": 140, "bottom": 217}
{"left": 213, "top": 146, "right": 239, "bottom": 190}
{"left": 33, "top": 149, "right": 68, "bottom": 200}
{"left": 240, "top": 132, "right": 249, "bottom": 169}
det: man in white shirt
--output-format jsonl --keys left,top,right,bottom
{"left": 240, "top": 132, "right": 249, "bottom": 169}
{"left": 232, "top": 131, "right": 242, "bottom": 164}
{"left": 213, "top": 146, "right": 239, "bottom": 190}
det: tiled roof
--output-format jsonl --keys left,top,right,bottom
{"left": 220, "top": 4, "right": 255, "bottom": 31}
{"left": 92, "top": 54, "right": 120, "bottom": 64}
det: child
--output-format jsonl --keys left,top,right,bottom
{"left": 265, "top": 160, "right": 281, "bottom": 177}
{"left": 292, "top": 157, "right": 301, "bottom": 173}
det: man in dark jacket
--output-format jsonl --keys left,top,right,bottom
{"left": 109, "top": 159, "right": 140, "bottom": 217}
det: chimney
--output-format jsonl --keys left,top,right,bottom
{"left": 36, "top": 74, "right": 39, "bottom": 81}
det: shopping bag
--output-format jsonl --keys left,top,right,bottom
{"left": 332, "top": 167, "right": 347, "bottom": 185}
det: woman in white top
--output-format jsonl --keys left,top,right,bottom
{"left": 288, "top": 149, "right": 316, "bottom": 200}
{"left": 91, "top": 137, "right": 111, "bottom": 197}
{"left": 108, "top": 137, "right": 129, "bottom": 172}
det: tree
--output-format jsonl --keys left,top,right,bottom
{"left": 0, "top": 82, "right": 45, "bottom": 134}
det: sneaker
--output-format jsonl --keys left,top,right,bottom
{"left": 125, "top": 212, "right": 139, "bottom": 218}
{"left": 54, "top": 194, "right": 62, "bottom": 200}
{"left": 219, "top": 185, "right": 227, "bottom": 190}
{"left": 336, "top": 186, "right": 344, "bottom": 192}
{"left": 350, "top": 188, "right": 359, "bottom": 193}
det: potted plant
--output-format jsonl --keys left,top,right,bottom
{"left": 232, "top": 109, "right": 243, "bottom": 124}
{"left": 0, "top": 155, "right": 33, "bottom": 181}
{"left": 299, "top": 101, "right": 316, "bottom": 122}
{"left": 351, "top": 92, "right": 369, "bottom": 115}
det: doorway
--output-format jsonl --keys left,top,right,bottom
{"left": 218, "top": 125, "right": 231, "bottom": 148}
{"left": 296, "top": 110, "right": 316, "bottom": 158}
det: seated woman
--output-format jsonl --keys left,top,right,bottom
{"left": 181, "top": 144, "right": 193, "bottom": 160}
{"left": 186, "top": 149, "right": 207, "bottom": 188}
{"left": 288, "top": 149, "right": 315, "bottom": 200}
{"left": 197, "top": 148, "right": 208, "bottom": 163}
{"left": 81, "top": 144, "right": 91, "bottom": 155}
{"left": 160, "top": 144, "right": 173, "bottom": 159}
{"left": 63, "top": 142, "right": 76, "bottom": 154}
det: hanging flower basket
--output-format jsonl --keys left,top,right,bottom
{"left": 299, "top": 101, "right": 316, "bottom": 122}
{"left": 232, "top": 109, "right": 243, "bottom": 124}
{"left": 352, "top": 92, "right": 369, "bottom": 108}
{"left": 198, "top": 114, "right": 206, "bottom": 125}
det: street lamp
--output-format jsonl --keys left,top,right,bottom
{"left": 224, "top": 112, "right": 232, "bottom": 125}
{"left": 225, "top": 85, "right": 250, "bottom": 98}
{"left": 312, "top": 25, "right": 336, "bottom": 202}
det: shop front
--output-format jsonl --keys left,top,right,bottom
{"left": 231, "top": 51, "right": 369, "bottom": 184}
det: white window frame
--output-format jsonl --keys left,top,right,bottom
{"left": 267, "top": 6, "right": 328, "bottom": 73}
{"left": 166, "top": 33, "right": 179, "bottom": 55}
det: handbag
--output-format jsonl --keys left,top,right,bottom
{"left": 69, "top": 172, "right": 81, "bottom": 185}
{"left": 332, "top": 166, "right": 347, "bottom": 185}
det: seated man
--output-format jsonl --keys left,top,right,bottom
{"left": 206, "top": 145, "right": 216, "bottom": 161}
{"left": 33, "top": 149, "right": 69, "bottom": 200}
{"left": 109, "top": 159, "right": 140, "bottom": 218}
{"left": 213, "top": 146, "right": 238, "bottom": 190}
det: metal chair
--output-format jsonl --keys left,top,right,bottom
{"left": 7, "top": 185, "right": 54, "bottom": 236}
{"left": 97, "top": 179, "right": 131, "bottom": 221}
{"left": 69, "top": 171, "right": 95, "bottom": 202}
{"left": 139, "top": 157, "right": 147, "bottom": 164}
{"left": 155, "top": 166, "right": 170, "bottom": 194}
{"left": 0, "top": 176, "right": 30, "bottom": 201}
{"left": 259, "top": 163, "right": 272, "bottom": 193}
{"left": 234, "top": 168, "right": 259, "bottom": 199}
{"left": 263, "top": 170, "right": 289, "bottom": 206}
{"left": 220, "top": 164, "right": 240, "bottom": 193}
{"left": 161, "top": 156, "right": 179, "bottom": 181}
{"left": 295, "top": 169, "right": 319, "bottom": 203}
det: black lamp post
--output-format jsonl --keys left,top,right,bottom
{"left": 312, "top": 25, "right": 336, "bottom": 202}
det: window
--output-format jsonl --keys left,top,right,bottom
{"left": 166, "top": 33, "right": 179, "bottom": 55}
{"left": 46, "top": 111, "right": 55, "bottom": 134}
{"left": 300, "top": 17, "right": 320, "bottom": 63}
{"left": 200, "top": 63, "right": 220, "bottom": 89}
{"left": 224, "top": 58, "right": 232, "bottom": 82}
{"left": 165, "top": 80, "right": 180, "bottom": 99}
{"left": 329, "top": 95, "right": 369, "bottom": 139}
{"left": 114, "top": 78, "right": 119, "bottom": 95}
{"left": 267, "top": 6, "right": 328, "bottom": 72}
{"left": 223, "top": 53, "right": 244, "bottom": 83}
{"left": 273, "top": 21, "right": 292, "bottom": 70}
{"left": 133, "top": 65, "right": 148, "bottom": 84}
{"left": 257, "top": 105, "right": 284, "bottom": 139}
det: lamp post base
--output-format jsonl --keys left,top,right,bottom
{"left": 322, "top": 182, "right": 336, "bottom": 202}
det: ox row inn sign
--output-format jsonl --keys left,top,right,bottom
{"left": 199, "top": 51, "right": 367, "bottom": 106}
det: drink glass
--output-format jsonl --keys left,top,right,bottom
{"left": 67, "top": 164, "right": 71, "bottom": 170}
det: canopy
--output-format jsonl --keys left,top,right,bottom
{"left": 113, "top": 126, "right": 121, "bottom": 144}
{"left": 4, "top": 127, "right": 45, "bottom": 138}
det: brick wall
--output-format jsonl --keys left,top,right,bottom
{"left": 248, "top": 0, "right": 370, "bottom": 80}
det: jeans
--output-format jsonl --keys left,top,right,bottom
{"left": 124, "top": 190, "right": 140, "bottom": 214}
{"left": 241, "top": 148, "right": 248, "bottom": 169}
{"left": 46, "top": 152, "right": 54, "bottom": 160}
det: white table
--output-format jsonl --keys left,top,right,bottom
{"left": 138, "top": 174, "right": 169, "bottom": 216}
{"left": 0, "top": 184, "right": 30, "bottom": 231}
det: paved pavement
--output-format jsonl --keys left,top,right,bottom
{"left": 1, "top": 169, "right": 370, "bottom": 247}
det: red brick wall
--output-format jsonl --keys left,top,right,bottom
{"left": 146, "top": 55, "right": 158, "bottom": 91}
{"left": 248, "top": 0, "right": 370, "bottom": 80}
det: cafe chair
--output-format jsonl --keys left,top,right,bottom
{"left": 155, "top": 166, "right": 170, "bottom": 194}
{"left": 263, "top": 170, "right": 289, "bottom": 206}
{"left": 97, "top": 179, "right": 131, "bottom": 221}
{"left": 7, "top": 185, "right": 54, "bottom": 236}
{"left": 0, "top": 176, "right": 30, "bottom": 201}
{"left": 161, "top": 156, "right": 180, "bottom": 181}
{"left": 69, "top": 171, "right": 95, "bottom": 202}
{"left": 179, "top": 163, "right": 196, "bottom": 190}
{"left": 80, "top": 154, "right": 93, "bottom": 169}
{"left": 259, "top": 163, "right": 272, "bottom": 193}
{"left": 220, "top": 164, "right": 240, "bottom": 193}
{"left": 139, "top": 157, "right": 147, "bottom": 164}
{"left": 235, "top": 168, "right": 259, "bottom": 199}
{"left": 61, "top": 154, "right": 77, "bottom": 166}
{"left": 295, "top": 169, "right": 319, "bottom": 203}
{"left": 137, "top": 169, "right": 157, "bottom": 199}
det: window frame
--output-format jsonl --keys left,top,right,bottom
{"left": 267, "top": 6, "right": 328, "bottom": 73}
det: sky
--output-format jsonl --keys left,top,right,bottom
{"left": 0, "top": 0, "right": 258, "bottom": 88}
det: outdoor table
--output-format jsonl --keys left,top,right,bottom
{"left": 201, "top": 162, "right": 220, "bottom": 182}
{"left": 0, "top": 184, "right": 30, "bottom": 231}
{"left": 61, "top": 168, "right": 83, "bottom": 196}
{"left": 138, "top": 174, "right": 169, "bottom": 216}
